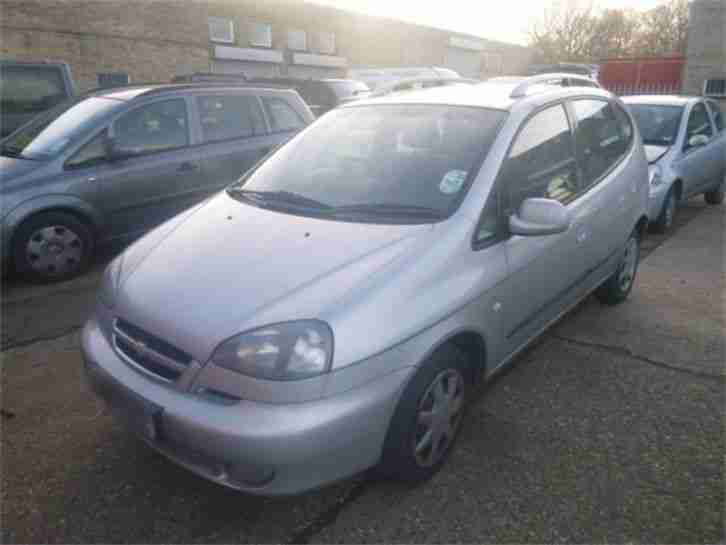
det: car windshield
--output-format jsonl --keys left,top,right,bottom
{"left": 0, "top": 96, "right": 123, "bottom": 160}
{"left": 228, "top": 105, "right": 505, "bottom": 223}
{"left": 628, "top": 104, "right": 684, "bottom": 147}
{"left": 328, "top": 81, "right": 370, "bottom": 98}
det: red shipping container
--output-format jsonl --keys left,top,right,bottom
{"left": 599, "top": 57, "right": 685, "bottom": 96}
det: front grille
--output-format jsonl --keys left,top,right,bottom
{"left": 113, "top": 319, "right": 192, "bottom": 382}
{"left": 116, "top": 319, "right": 193, "bottom": 365}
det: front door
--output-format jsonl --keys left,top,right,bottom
{"left": 495, "top": 104, "right": 593, "bottom": 355}
{"left": 677, "top": 101, "right": 721, "bottom": 197}
{"left": 96, "top": 97, "right": 201, "bottom": 239}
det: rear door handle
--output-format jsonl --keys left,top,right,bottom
{"left": 177, "top": 162, "right": 200, "bottom": 173}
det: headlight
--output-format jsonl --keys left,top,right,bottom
{"left": 98, "top": 256, "right": 121, "bottom": 308}
{"left": 648, "top": 164, "right": 664, "bottom": 188}
{"left": 211, "top": 320, "right": 334, "bottom": 381}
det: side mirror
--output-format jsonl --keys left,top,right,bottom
{"left": 688, "top": 134, "right": 709, "bottom": 149}
{"left": 509, "top": 198, "right": 572, "bottom": 237}
{"left": 103, "top": 135, "right": 136, "bottom": 161}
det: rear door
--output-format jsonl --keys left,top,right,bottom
{"left": 569, "top": 98, "right": 637, "bottom": 271}
{"left": 193, "top": 92, "right": 279, "bottom": 192}
{"left": 496, "top": 103, "right": 593, "bottom": 353}
{"left": 94, "top": 96, "right": 202, "bottom": 239}
{"left": 677, "top": 101, "right": 721, "bottom": 196}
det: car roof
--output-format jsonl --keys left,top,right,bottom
{"left": 344, "top": 80, "right": 613, "bottom": 112}
{"left": 621, "top": 95, "right": 698, "bottom": 107}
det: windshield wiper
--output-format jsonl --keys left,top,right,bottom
{"left": 227, "top": 189, "right": 333, "bottom": 210}
{"left": 333, "top": 203, "right": 445, "bottom": 219}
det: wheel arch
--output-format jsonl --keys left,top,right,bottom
{"left": 2, "top": 196, "right": 101, "bottom": 258}
{"left": 412, "top": 328, "right": 488, "bottom": 385}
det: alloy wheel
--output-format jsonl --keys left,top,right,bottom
{"left": 413, "top": 368, "right": 465, "bottom": 468}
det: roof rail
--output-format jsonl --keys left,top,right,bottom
{"left": 509, "top": 72, "right": 596, "bottom": 98}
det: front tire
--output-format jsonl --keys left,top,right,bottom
{"left": 12, "top": 211, "right": 94, "bottom": 283}
{"left": 704, "top": 182, "right": 725, "bottom": 205}
{"left": 595, "top": 229, "right": 640, "bottom": 306}
{"left": 651, "top": 187, "right": 676, "bottom": 233}
{"left": 378, "top": 344, "right": 470, "bottom": 483}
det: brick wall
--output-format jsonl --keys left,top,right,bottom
{"left": 683, "top": 0, "right": 726, "bottom": 98}
{"left": 0, "top": 0, "right": 211, "bottom": 91}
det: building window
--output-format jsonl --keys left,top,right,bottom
{"left": 288, "top": 29, "right": 307, "bottom": 51}
{"left": 315, "top": 31, "right": 336, "bottom": 55}
{"left": 704, "top": 78, "right": 726, "bottom": 98}
{"left": 208, "top": 17, "right": 235, "bottom": 44}
{"left": 97, "top": 72, "right": 130, "bottom": 88}
{"left": 249, "top": 22, "right": 272, "bottom": 48}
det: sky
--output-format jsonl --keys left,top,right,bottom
{"left": 310, "top": 0, "right": 666, "bottom": 45}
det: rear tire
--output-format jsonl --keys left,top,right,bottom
{"left": 651, "top": 187, "right": 676, "bottom": 233}
{"left": 595, "top": 228, "right": 640, "bottom": 306}
{"left": 12, "top": 211, "right": 94, "bottom": 283}
{"left": 378, "top": 344, "right": 470, "bottom": 483}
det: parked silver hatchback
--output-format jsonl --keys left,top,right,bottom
{"left": 623, "top": 95, "right": 726, "bottom": 232}
{"left": 83, "top": 75, "right": 650, "bottom": 495}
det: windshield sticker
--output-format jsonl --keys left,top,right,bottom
{"left": 439, "top": 170, "right": 467, "bottom": 194}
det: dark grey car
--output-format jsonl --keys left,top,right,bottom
{"left": 0, "top": 84, "right": 313, "bottom": 282}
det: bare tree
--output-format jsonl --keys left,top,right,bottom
{"left": 589, "top": 8, "right": 639, "bottom": 59}
{"left": 529, "top": 0, "right": 597, "bottom": 63}
{"left": 635, "top": 0, "right": 689, "bottom": 56}
{"left": 529, "top": 0, "right": 689, "bottom": 63}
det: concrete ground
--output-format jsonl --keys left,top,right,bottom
{"left": 1, "top": 199, "right": 724, "bottom": 543}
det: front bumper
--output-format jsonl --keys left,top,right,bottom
{"left": 648, "top": 182, "right": 670, "bottom": 221}
{"left": 81, "top": 317, "right": 413, "bottom": 495}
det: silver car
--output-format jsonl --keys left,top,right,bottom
{"left": 83, "top": 78, "right": 649, "bottom": 495}
{"left": 623, "top": 95, "right": 726, "bottom": 232}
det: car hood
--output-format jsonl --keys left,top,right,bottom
{"left": 112, "top": 192, "right": 432, "bottom": 363}
{"left": 0, "top": 156, "right": 45, "bottom": 185}
{"left": 644, "top": 145, "right": 670, "bottom": 165}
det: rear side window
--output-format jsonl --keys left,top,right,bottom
{"left": 707, "top": 100, "right": 724, "bottom": 133}
{"left": 196, "top": 95, "right": 266, "bottom": 142}
{"left": 0, "top": 65, "right": 68, "bottom": 114}
{"left": 572, "top": 99, "right": 630, "bottom": 188}
{"left": 503, "top": 104, "right": 579, "bottom": 208}
{"left": 263, "top": 97, "right": 305, "bottom": 132}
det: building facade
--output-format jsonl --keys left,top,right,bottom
{"left": 0, "top": 0, "right": 532, "bottom": 91}
{"left": 682, "top": 0, "right": 726, "bottom": 101}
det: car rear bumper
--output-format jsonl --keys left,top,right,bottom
{"left": 81, "top": 317, "right": 413, "bottom": 495}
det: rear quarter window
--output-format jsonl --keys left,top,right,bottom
{"left": 262, "top": 97, "right": 306, "bottom": 132}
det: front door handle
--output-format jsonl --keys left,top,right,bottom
{"left": 177, "top": 162, "right": 200, "bottom": 173}
{"left": 576, "top": 228, "right": 590, "bottom": 244}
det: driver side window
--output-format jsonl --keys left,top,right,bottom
{"left": 685, "top": 102, "right": 713, "bottom": 150}
{"left": 113, "top": 99, "right": 189, "bottom": 155}
{"left": 503, "top": 104, "right": 579, "bottom": 212}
